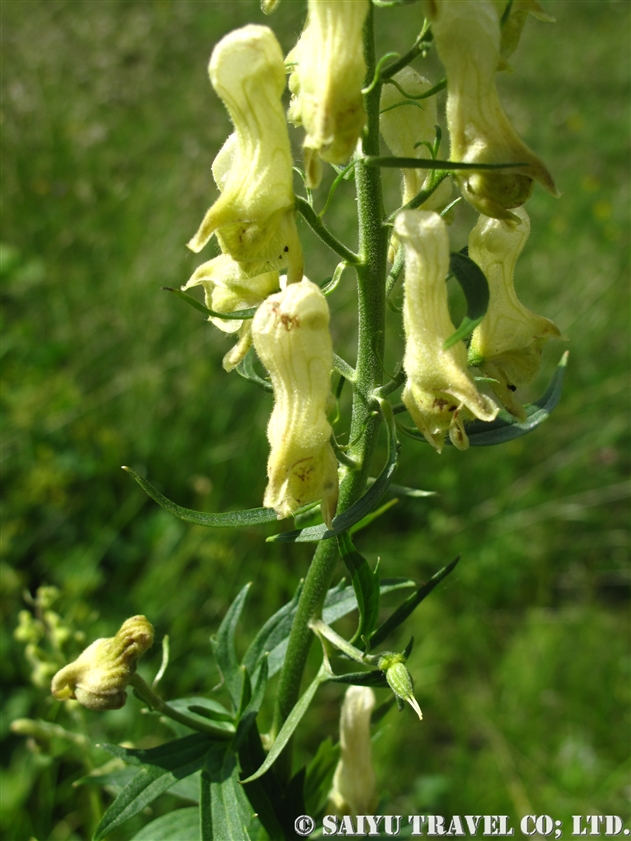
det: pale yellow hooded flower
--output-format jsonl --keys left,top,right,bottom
{"left": 468, "top": 207, "right": 561, "bottom": 419}
{"left": 287, "top": 0, "right": 369, "bottom": 188}
{"left": 426, "top": 0, "right": 557, "bottom": 220}
{"left": 183, "top": 255, "right": 280, "bottom": 372}
{"left": 51, "top": 616, "right": 154, "bottom": 711}
{"left": 396, "top": 209, "right": 498, "bottom": 452}
{"left": 188, "top": 25, "right": 303, "bottom": 283}
{"left": 327, "top": 686, "right": 377, "bottom": 818}
{"left": 252, "top": 280, "right": 339, "bottom": 525}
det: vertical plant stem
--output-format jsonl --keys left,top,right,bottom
{"left": 272, "top": 3, "right": 388, "bottom": 782}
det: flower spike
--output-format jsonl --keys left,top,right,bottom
{"left": 287, "top": 0, "right": 369, "bottom": 188}
{"left": 468, "top": 207, "right": 562, "bottom": 419}
{"left": 427, "top": 0, "right": 557, "bottom": 220}
{"left": 252, "top": 281, "right": 339, "bottom": 525}
{"left": 187, "top": 25, "right": 303, "bottom": 283}
{"left": 396, "top": 209, "right": 498, "bottom": 452}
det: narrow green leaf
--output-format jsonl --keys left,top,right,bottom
{"left": 131, "top": 807, "right": 200, "bottom": 841}
{"left": 235, "top": 347, "right": 273, "bottom": 392}
{"left": 162, "top": 286, "right": 256, "bottom": 321}
{"left": 122, "top": 466, "right": 278, "bottom": 528}
{"left": 370, "top": 557, "right": 460, "bottom": 648}
{"left": 212, "top": 583, "right": 251, "bottom": 711}
{"left": 337, "top": 532, "right": 380, "bottom": 645}
{"left": 444, "top": 251, "right": 489, "bottom": 350}
{"left": 241, "top": 666, "right": 328, "bottom": 784}
{"left": 267, "top": 402, "right": 399, "bottom": 543}
{"left": 201, "top": 744, "right": 252, "bottom": 841}
{"left": 94, "top": 736, "right": 214, "bottom": 840}
{"left": 364, "top": 155, "right": 529, "bottom": 171}
{"left": 349, "top": 497, "right": 399, "bottom": 535}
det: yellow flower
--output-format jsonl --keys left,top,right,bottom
{"left": 327, "top": 687, "right": 377, "bottom": 818}
{"left": 427, "top": 0, "right": 557, "bottom": 219}
{"left": 287, "top": 0, "right": 369, "bottom": 188}
{"left": 187, "top": 25, "right": 303, "bottom": 283}
{"left": 252, "top": 280, "right": 339, "bottom": 525}
{"left": 183, "top": 255, "right": 280, "bottom": 372}
{"left": 468, "top": 207, "right": 562, "bottom": 419}
{"left": 396, "top": 209, "right": 498, "bottom": 453}
{"left": 51, "top": 616, "right": 154, "bottom": 711}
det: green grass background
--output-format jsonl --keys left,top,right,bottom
{"left": 1, "top": 1, "right": 629, "bottom": 839}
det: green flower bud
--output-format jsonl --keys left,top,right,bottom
{"left": 468, "top": 207, "right": 562, "bottom": 419}
{"left": 187, "top": 26, "right": 303, "bottom": 284}
{"left": 427, "top": 0, "right": 557, "bottom": 219}
{"left": 328, "top": 686, "right": 377, "bottom": 818}
{"left": 51, "top": 616, "right": 154, "bottom": 711}
{"left": 252, "top": 280, "right": 339, "bottom": 526}
{"left": 36, "top": 585, "right": 60, "bottom": 610}
{"left": 261, "top": 0, "right": 281, "bottom": 14}
{"left": 44, "top": 610, "right": 72, "bottom": 647}
{"left": 396, "top": 209, "right": 498, "bottom": 453}
{"left": 378, "top": 653, "right": 423, "bottom": 721}
{"left": 287, "top": 0, "right": 369, "bottom": 188}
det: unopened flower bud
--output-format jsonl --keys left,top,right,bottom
{"left": 188, "top": 26, "right": 303, "bottom": 283}
{"left": 14, "top": 610, "right": 45, "bottom": 645}
{"left": 183, "top": 254, "right": 280, "bottom": 371}
{"left": 378, "top": 653, "right": 423, "bottom": 721}
{"left": 328, "top": 686, "right": 377, "bottom": 818}
{"left": 396, "top": 209, "right": 498, "bottom": 453}
{"left": 252, "top": 281, "right": 339, "bottom": 526}
{"left": 51, "top": 616, "right": 154, "bottom": 711}
{"left": 261, "top": 0, "right": 281, "bottom": 13}
{"left": 468, "top": 207, "right": 562, "bottom": 419}
{"left": 287, "top": 0, "right": 369, "bottom": 188}
{"left": 427, "top": 0, "right": 557, "bottom": 219}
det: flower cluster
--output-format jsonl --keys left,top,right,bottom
{"left": 183, "top": 1, "right": 560, "bottom": 509}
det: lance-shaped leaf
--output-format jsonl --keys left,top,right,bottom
{"left": 235, "top": 346, "right": 273, "bottom": 393}
{"left": 326, "top": 669, "right": 390, "bottom": 688}
{"left": 444, "top": 251, "right": 490, "bottom": 349}
{"left": 200, "top": 743, "right": 253, "bottom": 841}
{"left": 267, "top": 399, "right": 399, "bottom": 542}
{"left": 241, "top": 665, "right": 329, "bottom": 784}
{"left": 370, "top": 557, "right": 460, "bottom": 649}
{"left": 337, "top": 532, "right": 380, "bottom": 647}
{"left": 93, "top": 735, "right": 215, "bottom": 841}
{"left": 163, "top": 286, "right": 257, "bottom": 321}
{"left": 123, "top": 467, "right": 278, "bottom": 527}
{"left": 234, "top": 656, "right": 269, "bottom": 751}
{"left": 211, "top": 583, "right": 251, "bottom": 711}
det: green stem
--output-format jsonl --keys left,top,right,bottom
{"left": 271, "top": 2, "right": 388, "bottom": 782}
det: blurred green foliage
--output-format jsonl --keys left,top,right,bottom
{"left": 1, "top": 1, "right": 629, "bottom": 839}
